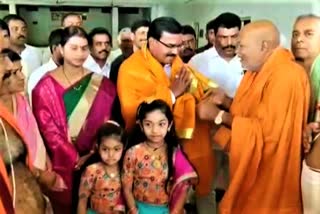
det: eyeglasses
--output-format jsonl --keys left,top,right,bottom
{"left": 156, "top": 39, "right": 184, "bottom": 50}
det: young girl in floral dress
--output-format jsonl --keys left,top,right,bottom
{"left": 122, "top": 99, "right": 198, "bottom": 214}
{"left": 77, "top": 121, "right": 126, "bottom": 214}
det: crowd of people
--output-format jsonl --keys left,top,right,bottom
{"left": 0, "top": 9, "right": 319, "bottom": 214}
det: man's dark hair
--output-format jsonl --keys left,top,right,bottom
{"left": 0, "top": 19, "right": 9, "bottom": 36}
{"left": 213, "top": 12, "right": 241, "bottom": 35}
{"left": 88, "top": 27, "right": 112, "bottom": 47}
{"left": 4, "top": 49, "right": 21, "bottom": 62}
{"left": 49, "top": 28, "right": 63, "bottom": 53}
{"left": 181, "top": 25, "right": 196, "bottom": 38}
{"left": 206, "top": 19, "right": 216, "bottom": 32}
{"left": 147, "top": 17, "right": 182, "bottom": 40}
{"left": 3, "top": 14, "right": 27, "bottom": 26}
{"left": 61, "top": 12, "right": 81, "bottom": 26}
{"left": 131, "top": 19, "right": 150, "bottom": 34}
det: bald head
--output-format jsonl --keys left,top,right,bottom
{"left": 241, "top": 20, "right": 280, "bottom": 49}
{"left": 237, "top": 20, "right": 280, "bottom": 72}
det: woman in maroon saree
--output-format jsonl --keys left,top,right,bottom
{"left": 32, "top": 26, "right": 116, "bottom": 213}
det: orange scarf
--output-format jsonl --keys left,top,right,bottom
{"left": 142, "top": 46, "right": 218, "bottom": 138}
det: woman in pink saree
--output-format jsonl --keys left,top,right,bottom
{"left": 32, "top": 27, "right": 116, "bottom": 213}
{"left": 122, "top": 100, "right": 198, "bottom": 214}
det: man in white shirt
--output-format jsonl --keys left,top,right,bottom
{"left": 189, "top": 12, "right": 244, "bottom": 203}
{"left": 28, "top": 28, "right": 63, "bottom": 97}
{"left": 3, "top": 14, "right": 42, "bottom": 77}
{"left": 83, "top": 27, "right": 112, "bottom": 77}
{"left": 190, "top": 12, "right": 244, "bottom": 98}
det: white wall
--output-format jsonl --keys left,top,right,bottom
{"left": 152, "top": 0, "right": 318, "bottom": 48}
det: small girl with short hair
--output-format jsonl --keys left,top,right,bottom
{"left": 77, "top": 121, "right": 126, "bottom": 214}
{"left": 122, "top": 99, "right": 198, "bottom": 214}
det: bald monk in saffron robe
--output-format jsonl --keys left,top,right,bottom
{"left": 197, "top": 20, "right": 310, "bottom": 213}
{"left": 118, "top": 17, "right": 218, "bottom": 213}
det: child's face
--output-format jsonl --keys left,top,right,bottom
{"left": 98, "top": 137, "right": 123, "bottom": 166}
{"left": 142, "top": 109, "right": 170, "bottom": 144}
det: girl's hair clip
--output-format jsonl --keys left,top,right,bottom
{"left": 106, "top": 120, "right": 120, "bottom": 127}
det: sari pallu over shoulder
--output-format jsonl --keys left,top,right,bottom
{"left": 169, "top": 147, "right": 198, "bottom": 211}
{"left": 64, "top": 73, "right": 116, "bottom": 154}
{"left": 32, "top": 73, "right": 116, "bottom": 188}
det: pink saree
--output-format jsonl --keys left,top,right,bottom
{"left": 32, "top": 72, "right": 116, "bottom": 213}
{"left": 170, "top": 147, "right": 198, "bottom": 211}
{"left": 15, "top": 94, "right": 47, "bottom": 171}
{"left": 15, "top": 94, "right": 64, "bottom": 190}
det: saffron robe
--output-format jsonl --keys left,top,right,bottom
{"left": 214, "top": 48, "right": 310, "bottom": 213}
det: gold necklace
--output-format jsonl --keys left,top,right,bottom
{"left": 144, "top": 142, "right": 166, "bottom": 169}
{"left": 103, "top": 165, "right": 119, "bottom": 179}
{"left": 62, "top": 66, "right": 85, "bottom": 91}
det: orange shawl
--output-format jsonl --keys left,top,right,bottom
{"left": 118, "top": 45, "right": 217, "bottom": 135}
{"left": 118, "top": 46, "right": 217, "bottom": 196}
{"left": 214, "top": 48, "right": 309, "bottom": 213}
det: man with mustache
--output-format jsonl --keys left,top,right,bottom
{"left": 3, "top": 14, "right": 42, "bottom": 76}
{"left": 84, "top": 27, "right": 113, "bottom": 77}
{"left": 118, "top": 16, "right": 218, "bottom": 214}
{"left": 27, "top": 28, "right": 64, "bottom": 99}
{"left": 190, "top": 12, "right": 243, "bottom": 98}
{"left": 179, "top": 25, "right": 197, "bottom": 63}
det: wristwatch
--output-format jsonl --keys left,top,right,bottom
{"left": 214, "top": 110, "right": 225, "bottom": 125}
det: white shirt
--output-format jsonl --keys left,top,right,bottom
{"left": 21, "top": 44, "right": 43, "bottom": 77}
{"left": 83, "top": 55, "right": 111, "bottom": 78}
{"left": 189, "top": 47, "right": 244, "bottom": 98}
{"left": 27, "top": 58, "right": 57, "bottom": 97}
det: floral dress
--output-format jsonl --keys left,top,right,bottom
{"left": 79, "top": 162, "right": 125, "bottom": 213}
{"left": 122, "top": 143, "right": 170, "bottom": 205}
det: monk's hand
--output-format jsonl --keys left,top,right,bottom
{"left": 170, "top": 66, "right": 192, "bottom": 98}
{"left": 197, "top": 96, "right": 221, "bottom": 121}
{"left": 204, "top": 88, "right": 231, "bottom": 110}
